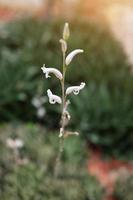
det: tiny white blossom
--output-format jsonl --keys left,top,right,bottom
{"left": 66, "top": 82, "right": 85, "bottom": 95}
{"left": 47, "top": 89, "right": 62, "bottom": 104}
{"left": 6, "top": 138, "right": 24, "bottom": 149}
{"left": 41, "top": 65, "right": 63, "bottom": 80}
{"left": 65, "top": 49, "right": 84, "bottom": 65}
{"left": 15, "top": 139, "right": 24, "bottom": 148}
{"left": 32, "top": 96, "right": 47, "bottom": 108}
{"left": 32, "top": 97, "right": 41, "bottom": 108}
{"left": 37, "top": 107, "right": 46, "bottom": 118}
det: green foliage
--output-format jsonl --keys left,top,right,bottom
{"left": 0, "top": 18, "right": 60, "bottom": 122}
{"left": 69, "top": 80, "right": 133, "bottom": 158}
{"left": 0, "top": 123, "right": 105, "bottom": 200}
{"left": 113, "top": 174, "right": 133, "bottom": 200}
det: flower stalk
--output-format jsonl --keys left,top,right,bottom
{"left": 41, "top": 22, "right": 85, "bottom": 177}
{"left": 53, "top": 49, "right": 66, "bottom": 177}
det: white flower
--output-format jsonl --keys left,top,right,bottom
{"left": 15, "top": 139, "right": 24, "bottom": 148}
{"left": 65, "top": 49, "right": 84, "bottom": 65}
{"left": 32, "top": 97, "right": 41, "bottom": 108}
{"left": 37, "top": 107, "right": 46, "bottom": 118}
{"left": 47, "top": 89, "right": 62, "bottom": 104}
{"left": 41, "top": 65, "right": 63, "bottom": 80}
{"left": 32, "top": 96, "right": 47, "bottom": 108}
{"left": 66, "top": 82, "right": 85, "bottom": 95}
{"left": 63, "top": 22, "right": 70, "bottom": 41}
{"left": 6, "top": 138, "right": 24, "bottom": 149}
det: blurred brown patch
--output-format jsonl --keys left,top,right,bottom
{"left": 88, "top": 148, "right": 133, "bottom": 200}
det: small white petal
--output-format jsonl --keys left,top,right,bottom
{"left": 32, "top": 96, "right": 47, "bottom": 108}
{"left": 45, "top": 72, "right": 51, "bottom": 79}
{"left": 15, "top": 139, "right": 24, "bottom": 148}
{"left": 41, "top": 65, "right": 63, "bottom": 80}
{"left": 32, "top": 97, "right": 41, "bottom": 108}
{"left": 47, "top": 89, "right": 62, "bottom": 104}
{"left": 65, "top": 49, "right": 84, "bottom": 65}
{"left": 66, "top": 82, "right": 85, "bottom": 95}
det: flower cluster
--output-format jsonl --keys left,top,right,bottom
{"left": 41, "top": 22, "right": 85, "bottom": 138}
{"left": 6, "top": 138, "right": 24, "bottom": 149}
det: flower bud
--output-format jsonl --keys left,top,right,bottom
{"left": 63, "top": 22, "right": 70, "bottom": 41}
{"left": 64, "top": 131, "right": 79, "bottom": 138}
{"left": 59, "top": 128, "right": 64, "bottom": 138}
{"left": 65, "top": 49, "right": 84, "bottom": 65}
{"left": 59, "top": 39, "right": 67, "bottom": 53}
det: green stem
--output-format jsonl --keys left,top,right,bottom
{"left": 54, "top": 51, "right": 66, "bottom": 178}
{"left": 54, "top": 135, "right": 64, "bottom": 177}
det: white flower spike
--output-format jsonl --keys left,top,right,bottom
{"left": 41, "top": 23, "right": 86, "bottom": 172}
{"left": 65, "top": 49, "right": 84, "bottom": 65}
{"left": 47, "top": 89, "right": 62, "bottom": 104}
{"left": 41, "top": 65, "right": 63, "bottom": 80}
{"left": 66, "top": 82, "right": 86, "bottom": 95}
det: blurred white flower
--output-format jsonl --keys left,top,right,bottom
{"left": 6, "top": 138, "right": 24, "bottom": 149}
{"left": 37, "top": 107, "right": 46, "bottom": 118}
{"left": 47, "top": 89, "right": 62, "bottom": 104}
{"left": 31, "top": 96, "right": 47, "bottom": 119}
{"left": 65, "top": 49, "right": 84, "bottom": 65}
{"left": 63, "top": 22, "right": 70, "bottom": 41}
{"left": 15, "top": 139, "right": 24, "bottom": 148}
{"left": 32, "top": 96, "right": 47, "bottom": 108}
{"left": 66, "top": 82, "right": 85, "bottom": 95}
{"left": 41, "top": 65, "right": 63, "bottom": 80}
{"left": 32, "top": 97, "right": 40, "bottom": 108}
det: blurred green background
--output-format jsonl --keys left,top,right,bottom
{"left": 0, "top": 14, "right": 133, "bottom": 200}
{"left": 0, "top": 18, "right": 133, "bottom": 157}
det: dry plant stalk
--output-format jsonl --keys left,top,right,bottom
{"left": 41, "top": 23, "right": 85, "bottom": 177}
